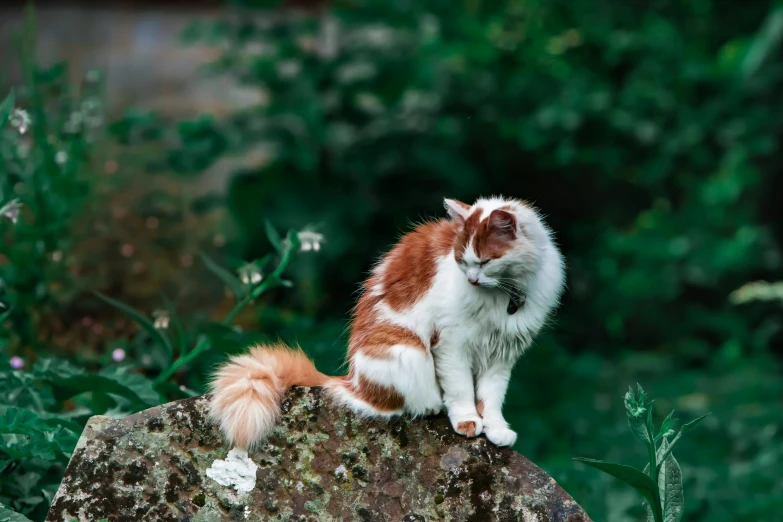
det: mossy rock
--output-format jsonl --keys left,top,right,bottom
{"left": 47, "top": 388, "right": 592, "bottom": 522}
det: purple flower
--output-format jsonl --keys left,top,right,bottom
{"left": 9, "top": 356, "right": 24, "bottom": 369}
{"left": 112, "top": 348, "right": 126, "bottom": 362}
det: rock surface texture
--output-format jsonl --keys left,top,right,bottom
{"left": 47, "top": 388, "right": 592, "bottom": 522}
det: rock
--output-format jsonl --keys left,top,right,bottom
{"left": 47, "top": 388, "right": 592, "bottom": 522}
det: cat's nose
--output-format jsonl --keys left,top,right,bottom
{"left": 467, "top": 270, "right": 480, "bottom": 285}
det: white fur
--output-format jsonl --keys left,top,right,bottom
{"left": 349, "top": 197, "right": 565, "bottom": 446}
{"left": 351, "top": 348, "right": 442, "bottom": 416}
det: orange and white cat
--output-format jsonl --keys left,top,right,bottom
{"left": 209, "top": 196, "right": 565, "bottom": 448}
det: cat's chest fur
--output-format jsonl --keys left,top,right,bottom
{"left": 437, "top": 287, "right": 532, "bottom": 361}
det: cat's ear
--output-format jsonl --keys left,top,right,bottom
{"left": 444, "top": 198, "right": 471, "bottom": 226}
{"left": 488, "top": 209, "right": 517, "bottom": 240}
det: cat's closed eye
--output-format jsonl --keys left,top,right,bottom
{"left": 480, "top": 259, "right": 490, "bottom": 267}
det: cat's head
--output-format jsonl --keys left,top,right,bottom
{"left": 444, "top": 197, "right": 548, "bottom": 287}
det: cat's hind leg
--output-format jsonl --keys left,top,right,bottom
{"left": 328, "top": 341, "right": 442, "bottom": 417}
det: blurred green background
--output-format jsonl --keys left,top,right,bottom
{"left": 1, "top": 0, "right": 782, "bottom": 520}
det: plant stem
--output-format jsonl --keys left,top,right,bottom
{"left": 153, "top": 239, "right": 297, "bottom": 387}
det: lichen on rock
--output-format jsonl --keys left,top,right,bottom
{"left": 46, "top": 387, "right": 592, "bottom": 522}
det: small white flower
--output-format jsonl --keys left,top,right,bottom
{"left": 238, "top": 264, "right": 263, "bottom": 285}
{"left": 297, "top": 231, "right": 325, "bottom": 253}
{"left": 112, "top": 348, "right": 126, "bottom": 362}
{"left": 9, "top": 109, "right": 31, "bottom": 134}
{"left": 9, "top": 356, "right": 24, "bottom": 369}
{"left": 153, "top": 309, "right": 170, "bottom": 329}
{"left": 55, "top": 150, "right": 68, "bottom": 165}
{"left": 0, "top": 199, "right": 22, "bottom": 224}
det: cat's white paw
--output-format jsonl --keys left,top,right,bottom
{"left": 484, "top": 425, "right": 517, "bottom": 447}
{"left": 449, "top": 414, "right": 484, "bottom": 438}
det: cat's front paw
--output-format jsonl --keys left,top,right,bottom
{"left": 484, "top": 425, "right": 517, "bottom": 447}
{"left": 450, "top": 414, "right": 484, "bottom": 438}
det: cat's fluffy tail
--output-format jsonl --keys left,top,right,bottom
{"left": 208, "top": 343, "right": 329, "bottom": 449}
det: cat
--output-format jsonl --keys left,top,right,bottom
{"left": 209, "top": 196, "right": 565, "bottom": 449}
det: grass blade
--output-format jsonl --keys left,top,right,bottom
{"left": 93, "top": 292, "right": 173, "bottom": 363}
{"left": 0, "top": 89, "right": 14, "bottom": 127}
{"left": 198, "top": 250, "right": 245, "bottom": 300}
{"left": 265, "top": 219, "right": 283, "bottom": 254}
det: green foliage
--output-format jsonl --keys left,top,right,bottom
{"left": 0, "top": 194, "right": 310, "bottom": 519}
{"left": 0, "top": 90, "right": 14, "bottom": 128}
{"left": 0, "top": 17, "right": 106, "bottom": 354}
{"left": 575, "top": 384, "right": 709, "bottom": 522}
{"left": 1, "top": 51, "right": 310, "bottom": 516}
{"left": 0, "top": 503, "right": 33, "bottom": 522}
{"left": 143, "top": 0, "right": 783, "bottom": 368}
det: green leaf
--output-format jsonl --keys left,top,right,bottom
{"left": 96, "top": 366, "right": 161, "bottom": 407}
{"left": 574, "top": 458, "right": 663, "bottom": 522}
{"left": 93, "top": 292, "right": 173, "bottom": 363}
{"left": 265, "top": 220, "right": 283, "bottom": 254}
{"left": 50, "top": 426, "right": 79, "bottom": 458}
{"left": 656, "top": 411, "right": 678, "bottom": 442}
{"left": 199, "top": 251, "right": 246, "bottom": 300}
{"left": 645, "top": 501, "right": 655, "bottom": 522}
{"left": 32, "top": 358, "right": 84, "bottom": 381}
{"left": 0, "top": 89, "right": 14, "bottom": 127}
{"left": 0, "top": 502, "right": 34, "bottom": 522}
{"left": 644, "top": 437, "right": 685, "bottom": 522}
{"left": 659, "top": 439, "right": 684, "bottom": 522}
{"left": 0, "top": 432, "right": 55, "bottom": 461}
{"left": 35, "top": 359, "right": 160, "bottom": 407}
{"left": 0, "top": 407, "right": 45, "bottom": 436}
{"left": 657, "top": 413, "right": 711, "bottom": 467}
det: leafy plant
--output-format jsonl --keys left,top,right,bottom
{"left": 574, "top": 384, "right": 710, "bottom": 522}
{"left": 0, "top": 216, "right": 313, "bottom": 519}
{"left": 0, "top": 15, "right": 108, "bottom": 354}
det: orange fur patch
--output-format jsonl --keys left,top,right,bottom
{"left": 339, "top": 375, "right": 405, "bottom": 412}
{"left": 354, "top": 323, "right": 426, "bottom": 359}
{"left": 476, "top": 400, "right": 485, "bottom": 417}
{"left": 456, "top": 421, "right": 478, "bottom": 437}
{"left": 472, "top": 209, "right": 516, "bottom": 260}
{"left": 455, "top": 208, "right": 517, "bottom": 262}
{"left": 381, "top": 220, "right": 457, "bottom": 311}
{"left": 454, "top": 210, "right": 481, "bottom": 263}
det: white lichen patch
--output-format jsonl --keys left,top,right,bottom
{"left": 334, "top": 464, "right": 348, "bottom": 479}
{"left": 206, "top": 448, "right": 258, "bottom": 493}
